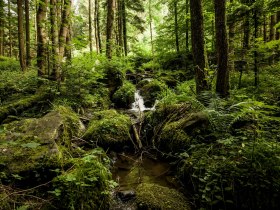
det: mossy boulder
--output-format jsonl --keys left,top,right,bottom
{"left": 51, "top": 148, "right": 113, "bottom": 210}
{"left": 112, "top": 81, "right": 136, "bottom": 108}
{"left": 139, "top": 80, "right": 167, "bottom": 107}
{"left": 83, "top": 110, "right": 132, "bottom": 150}
{"left": 136, "top": 183, "right": 191, "bottom": 210}
{"left": 0, "top": 106, "right": 84, "bottom": 179}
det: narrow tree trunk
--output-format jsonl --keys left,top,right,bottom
{"left": 122, "top": 0, "right": 127, "bottom": 56}
{"left": 0, "top": 0, "right": 4, "bottom": 56}
{"left": 59, "top": 0, "right": 71, "bottom": 59}
{"left": 116, "top": 0, "right": 123, "bottom": 55}
{"left": 25, "top": 0, "right": 31, "bottom": 66}
{"left": 149, "top": 0, "right": 154, "bottom": 56}
{"left": 89, "top": 0, "right": 93, "bottom": 54}
{"left": 185, "top": 0, "right": 189, "bottom": 52}
{"left": 263, "top": 14, "right": 267, "bottom": 42}
{"left": 174, "top": 0, "right": 180, "bottom": 53}
{"left": 106, "top": 0, "right": 115, "bottom": 59}
{"left": 243, "top": 14, "right": 250, "bottom": 50}
{"left": 253, "top": 8, "right": 259, "bottom": 87}
{"left": 17, "top": 0, "right": 27, "bottom": 72}
{"left": 37, "top": 0, "right": 48, "bottom": 76}
{"left": 276, "top": 11, "right": 280, "bottom": 40}
{"left": 269, "top": 14, "right": 276, "bottom": 41}
{"left": 94, "top": 0, "right": 99, "bottom": 53}
{"left": 96, "top": 0, "right": 102, "bottom": 53}
{"left": 8, "top": 0, "right": 12, "bottom": 57}
{"left": 190, "top": 0, "right": 209, "bottom": 94}
{"left": 228, "top": 0, "right": 235, "bottom": 72}
{"left": 50, "top": 0, "right": 59, "bottom": 80}
{"left": 215, "top": 0, "right": 229, "bottom": 97}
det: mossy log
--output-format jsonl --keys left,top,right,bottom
{"left": 0, "top": 87, "right": 51, "bottom": 123}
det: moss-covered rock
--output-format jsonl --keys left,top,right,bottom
{"left": 139, "top": 80, "right": 167, "bottom": 107}
{"left": 83, "top": 110, "right": 132, "bottom": 150}
{"left": 112, "top": 81, "right": 136, "bottom": 108}
{"left": 51, "top": 148, "right": 113, "bottom": 210}
{"left": 136, "top": 183, "right": 191, "bottom": 210}
{"left": 0, "top": 106, "right": 84, "bottom": 178}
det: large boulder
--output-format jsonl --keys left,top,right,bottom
{"left": 0, "top": 106, "right": 84, "bottom": 181}
{"left": 136, "top": 183, "right": 191, "bottom": 210}
{"left": 83, "top": 110, "right": 132, "bottom": 151}
{"left": 112, "top": 81, "right": 136, "bottom": 108}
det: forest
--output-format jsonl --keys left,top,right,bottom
{"left": 0, "top": 0, "right": 280, "bottom": 209}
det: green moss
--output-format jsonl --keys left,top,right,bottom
{"left": 136, "top": 183, "right": 191, "bottom": 210}
{"left": 139, "top": 80, "right": 167, "bottom": 107}
{"left": 0, "top": 106, "right": 83, "bottom": 176}
{"left": 52, "top": 148, "right": 113, "bottom": 210}
{"left": 112, "top": 81, "right": 136, "bottom": 108}
{"left": 83, "top": 110, "right": 132, "bottom": 150}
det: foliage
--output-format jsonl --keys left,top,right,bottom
{"left": 0, "top": 56, "right": 20, "bottom": 71}
{"left": 112, "top": 81, "right": 136, "bottom": 108}
{"left": 51, "top": 148, "right": 114, "bottom": 210}
{"left": 83, "top": 110, "right": 132, "bottom": 150}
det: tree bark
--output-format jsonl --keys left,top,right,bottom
{"left": 37, "top": 0, "right": 48, "bottom": 76}
{"left": 25, "top": 0, "right": 31, "bottom": 66}
{"left": 269, "top": 14, "right": 276, "bottom": 41}
{"left": 106, "top": 0, "right": 115, "bottom": 59}
{"left": 122, "top": 0, "right": 127, "bottom": 56}
{"left": 174, "top": 0, "right": 180, "bottom": 53}
{"left": 50, "top": 0, "right": 59, "bottom": 80}
{"left": 215, "top": 0, "right": 229, "bottom": 97}
{"left": 190, "top": 0, "right": 209, "bottom": 94}
{"left": 0, "top": 0, "right": 4, "bottom": 56}
{"left": 228, "top": 0, "right": 235, "bottom": 72}
{"left": 276, "top": 11, "right": 280, "bottom": 40}
{"left": 253, "top": 8, "right": 259, "bottom": 87}
{"left": 263, "top": 14, "right": 267, "bottom": 42}
{"left": 185, "top": 0, "right": 189, "bottom": 52}
{"left": 89, "top": 0, "right": 93, "bottom": 54}
{"left": 8, "top": 0, "right": 12, "bottom": 57}
{"left": 95, "top": 0, "right": 102, "bottom": 53}
{"left": 243, "top": 13, "right": 250, "bottom": 50}
{"left": 17, "top": 0, "right": 27, "bottom": 71}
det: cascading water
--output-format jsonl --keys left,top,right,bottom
{"left": 130, "top": 90, "right": 157, "bottom": 112}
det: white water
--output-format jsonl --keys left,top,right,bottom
{"left": 130, "top": 90, "right": 157, "bottom": 112}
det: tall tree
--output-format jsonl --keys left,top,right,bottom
{"left": 269, "top": 14, "right": 276, "bottom": 41}
{"left": 37, "top": 0, "right": 48, "bottom": 76}
{"left": 8, "top": 0, "right": 12, "bottom": 57}
{"left": 17, "top": 0, "right": 26, "bottom": 71}
{"left": 95, "top": 0, "right": 102, "bottom": 53}
{"left": 122, "top": 0, "right": 127, "bottom": 56}
{"left": 50, "top": 0, "right": 59, "bottom": 80}
{"left": 59, "top": 0, "right": 71, "bottom": 59}
{"left": 0, "top": 0, "right": 4, "bottom": 56}
{"left": 174, "top": 0, "right": 180, "bottom": 53}
{"left": 25, "top": 0, "right": 31, "bottom": 66}
{"left": 106, "top": 0, "right": 115, "bottom": 59}
{"left": 276, "top": 11, "right": 280, "bottom": 40}
{"left": 185, "top": 0, "right": 189, "bottom": 52}
{"left": 215, "top": 0, "right": 229, "bottom": 97}
{"left": 89, "top": 0, "right": 93, "bottom": 54}
{"left": 190, "top": 0, "right": 209, "bottom": 94}
{"left": 228, "top": 0, "right": 235, "bottom": 72}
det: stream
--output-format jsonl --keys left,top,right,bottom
{"left": 109, "top": 89, "right": 187, "bottom": 210}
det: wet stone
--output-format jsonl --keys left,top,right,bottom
{"left": 117, "top": 190, "right": 136, "bottom": 202}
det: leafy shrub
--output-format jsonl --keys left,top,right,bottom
{"left": 0, "top": 56, "right": 21, "bottom": 71}
{"left": 83, "top": 110, "right": 132, "bottom": 150}
{"left": 51, "top": 149, "right": 115, "bottom": 210}
{"left": 112, "top": 81, "right": 136, "bottom": 108}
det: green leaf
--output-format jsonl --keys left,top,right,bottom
{"left": 21, "top": 142, "right": 41, "bottom": 149}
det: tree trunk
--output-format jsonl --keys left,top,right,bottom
{"left": 276, "top": 11, "right": 280, "bottom": 40}
{"left": 185, "top": 0, "right": 189, "bottom": 52}
{"left": 95, "top": 0, "right": 102, "bottom": 53}
{"left": 17, "top": 0, "right": 27, "bottom": 72}
{"left": 190, "top": 0, "right": 209, "bottom": 94}
{"left": 253, "top": 8, "right": 259, "bottom": 87}
{"left": 37, "top": 0, "right": 48, "bottom": 76}
{"left": 243, "top": 13, "right": 250, "bottom": 50}
{"left": 228, "top": 0, "right": 235, "bottom": 72}
{"left": 59, "top": 0, "right": 71, "bottom": 59}
{"left": 149, "top": 0, "right": 154, "bottom": 57}
{"left": 269, "top": 14, "right": 276, "bottom": 41}
{"left": 0, "top": 0, "right": 4, "bottom": 56}
{"left": 50, "top": 0, "right": 59, "bottom": 80}
{"left": 25, "top": 0, "right": 31, "bottom": 66}
{"left": 122, "top": 0, "right": 127, "bottom": 56}
{"left": 215, "top": 0, "right": 229, "bottom": 97}
{"left": 174, "top": 0, "right": 180, "bottom": 53}
{"left": 89, "top": 0, "right": 93, "bottom": 54}
{"left": 106, "top": 0, "right": 115, "bottom": 59}
{"left": 94, "top": 0, "right": 99, "bottom": 53}
{"left": 8, "top": 0, "right": 12, "bottom": 57}
{"left": 263, "top": 14, "right": 267, "bottom": 42}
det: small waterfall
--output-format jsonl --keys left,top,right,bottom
{"left": 130, "top": 90, "right": 157, "bottom": 112}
